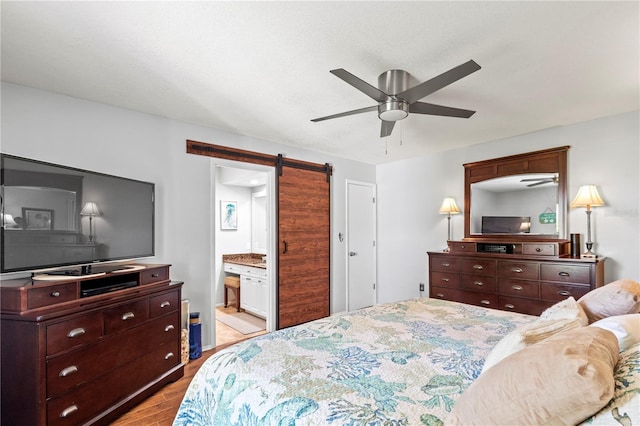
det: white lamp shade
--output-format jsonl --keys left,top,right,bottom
{"left": 80, "top": 202, "right": 101, "bottom": 216}
{"left": 439, "top": 197, "right": 461, "bottom": 215}
{"left": 570, "top": 185, "right": 604, "bottom": 208}
{"left": 3, "top": 214, "right": 17, "bottom": 226}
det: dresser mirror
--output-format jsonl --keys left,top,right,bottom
{"left": 463, "top": 146, "right": 569, "bottom": 240}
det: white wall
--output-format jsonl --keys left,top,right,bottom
{"left": 377, "top": 111, "right": 640, "bottom": 303}
{"left": 0, "top": 82, "right": 376, "bottom": 348}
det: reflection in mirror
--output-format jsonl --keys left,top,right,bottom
{"left": 470, "top": 174, "right": 559, "bottom": 235}
{"left": 4, "top": 186, "right": 78, "bottom": 231}
{"left": 251, "top": 190, "right": 267, "bottom": 254}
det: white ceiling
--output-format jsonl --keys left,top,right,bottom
{"left": 1, "top": 1, "right": 638, "bottom": 165}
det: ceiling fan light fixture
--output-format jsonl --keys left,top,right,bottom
{"left": 378, "top": 100, "right": 409, "bottom": 121}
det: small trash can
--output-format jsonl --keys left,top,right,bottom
{"left": 189, "top": 312, "right": 202, "bottom": 360}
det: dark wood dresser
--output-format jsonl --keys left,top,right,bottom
{"left": 428, "top": 241, "right": 605, "bottom": 316}
{"left": 0, "top": 264, "right": 184, "bottom": 425}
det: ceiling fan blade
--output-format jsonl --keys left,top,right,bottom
{"left": 409, "top": 102, "right": 475, "bottom": 118}
{"left": 311, "top": 105, "right": 378, "bottom": 122}
{"left": 398, "top": 60, "right": 481, "bottom": 104}
{"left": 330, "top": 69, "right": 392, "bottom": 103}
{"left": 380, "top": 120, "right": 395, "bottom": 137}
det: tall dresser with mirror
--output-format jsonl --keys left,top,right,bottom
{"left": 428, "top": 146, "right": 605, "bottom": 316}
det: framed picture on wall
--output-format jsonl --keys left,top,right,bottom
{"left": 22, "top": 207, "right": 54, "bottom": 230}
{"left": 221, "top": 201, "right": 238, "bottom": 230}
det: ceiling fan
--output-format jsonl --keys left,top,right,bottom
{"left": 520, "top": 176, "right": 559, "bottom": 187}
{"left": 311, "top": 60, "right": 481, "bottom": 137}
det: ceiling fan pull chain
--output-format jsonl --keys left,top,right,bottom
{"left": 385, "top": 137, "right": 388, "bottom": 155}
{"left": 400, "top": 122, "right": 403, "bottom": 146}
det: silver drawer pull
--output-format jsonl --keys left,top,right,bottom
{"left": 164, "top": 352, "right": 175, "bottom": 360}
{"left": 151, "top": 273, "right": 159, "bottom": 278}
{"left": 474, "top": 281, "right": 484, "bottom": 286}
{"left": 558, "top": 290, "right": 571, "bottom": 296}
{"left": 473, "top": 264, "right": 484, "bottom": 270}
{"left": 460, "top": 245, "right": 466, "bottom": 249}
{"left": 535, "top": 247, "right": 542, "bottom": 252}
{"left": 59, "top": 365, "right": 79, "bottom": 377}
{"left": 60, "top": 404, "right": 79, "bottom": 418}
{"left": 511, "top": 285, "right": 523, "bottom": 291}
{"left": 436, "top": 293, "right": 445, "bottom": 298}
{"left": 511, "top": 267, "right": 523, "bottom": 273}
{"left": 165, "top": 325, "right": 175, "bottom": 332}
{"left": 558, "top": 271, "right": 570, "bottom": 277}
{"left": 51, "top": 291, "right": 61, "bottom": 297}
{"left": 441, "top": 263, "right": 450, "bottom": 267}
{"left": 480, "top": 300, "right": 491, "bottom": 305}
{"left": 504, "top": 304, "right": 515, "bottom": 309}
{"left": 160, "top": 301, "right": 171, "bottom": 308}
{"left": 441, "top": 278, "right": 450, "bottom": 282}
{"left": 121, "top": 312, "right": 135, "bottom": 321}
{"left": 67, "top": 328, "right": 85, "bottom": 338}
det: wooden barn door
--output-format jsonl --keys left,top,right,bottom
{"left": 277, "top": 156, "right": 331, "bottom": 329}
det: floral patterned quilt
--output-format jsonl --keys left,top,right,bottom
{"left": 174, "top": 298, "right": 535, "bottom": 425}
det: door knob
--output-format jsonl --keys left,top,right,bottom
{"left": 349, "top": 251, "right": 358, "bottom": 256}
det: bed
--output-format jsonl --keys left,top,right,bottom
{"left": 174, "top": 292, "right": 640, "bottom": 425}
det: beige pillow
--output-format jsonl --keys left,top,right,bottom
{"left": 522, "top": 317, "right": 582, "bottom": 344}
{"left": 579, "top": 279, "right": 640, "bottom": 323}
{"left": 451, "top": 327, "right": 619, "bottom": 426}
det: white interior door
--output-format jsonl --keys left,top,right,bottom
{"left": 346, "top": 180, "right": 376, "bottom": 311}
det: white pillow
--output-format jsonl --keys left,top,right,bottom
{"left": 540, "top": 296, "right": 589, "bottom": 326}
{"left": 590, "top": 314, "right": 640, "bottom": 352}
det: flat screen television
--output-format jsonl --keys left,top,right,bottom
{"left": 1, "top": 154, "right": 154, "bottom": 274}
{"left": 481, "top": 216, "right": 531, "bottom": 234}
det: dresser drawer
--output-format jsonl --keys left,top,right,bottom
{"left": 47, "top": 342, "right": 180, "bottom": 426}
{"left": 462, "top": 259, "right": 496, "bottom": 276}
{"left": 149, "top": 290, "right": 179, "bottom": 318}
{"left": 430, "top": 287, "right": 497, "bottom": 309}
{"left": 498, "top": 278, "right": 540, "bottom": 299}
{"left": 540, "top": 282, "right": 590, "bottom": 302}
{"left": 47, "top": 311, "right": 180, "bottom": 398}
{"left": 449, "top": 242, "right": 476, "bottom": 253}
{"left": 540, "top": 264, "right": 591, "bottom": 284}
{"left": 497, "top": 261, "right": 539, "bottom": 280}
{"left": 523, "top": 243, "right": 557, "bottom": 256}
{"left": 104, "top": 298, "right": 149, "bottom": 334}
{"left": 47, "top": 312, "right": 103, "bottom": 356}
{"left": 430, "top": 271, "right": 460, "bottom": 288}
{"left": 461, "top": 274, "right": 496, "bottom": 293}
{"left": 28, "top": 282, "right": 77, "bottom": 309}
{"left": 430, "top": 256, "right": 462, "bottom": 272}
{"left": 141, "top": 266, "right": 170, "bottom": 285}
{"left": 498, "top": 296, "right": 550, "bottom": 316}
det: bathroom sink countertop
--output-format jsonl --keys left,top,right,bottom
{"left": 223, "top": 253, "right": 267, "bottom": 269}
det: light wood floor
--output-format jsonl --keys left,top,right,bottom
{"left": 111, "top": 306, "right": 266, "bottom": 425}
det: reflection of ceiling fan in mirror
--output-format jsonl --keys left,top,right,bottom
{"left": 311, "top": 60, "right": 481, "bottom": 137}
{"left": 520, "top": 175, "right": 559, "bottom": 187}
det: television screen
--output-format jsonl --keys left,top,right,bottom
{"left": 481, "top": 216, "right": 531, "bottom": 234}
{"left": 1, "top": 154, "right": 154, "bottom": 274}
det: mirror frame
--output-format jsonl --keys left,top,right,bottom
{"left": 463, "top": 146, "right": 569, "bottom": 241}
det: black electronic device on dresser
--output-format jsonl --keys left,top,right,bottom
{"left": 0, "top": 264, "right": 184, "bottom": 426}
